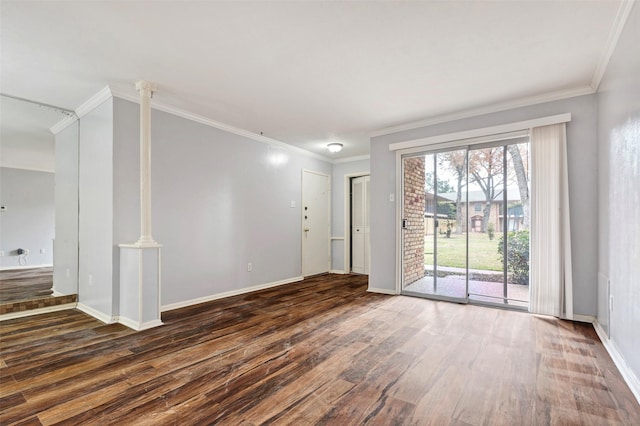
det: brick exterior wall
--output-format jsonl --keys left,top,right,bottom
{"left": 403, "top": 157, "right": 426, "bottom": 286}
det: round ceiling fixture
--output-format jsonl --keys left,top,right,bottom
{"left": 327, "top": 142, "right": 343, "bottom": 153}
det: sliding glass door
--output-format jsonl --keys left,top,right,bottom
{"left": 401, "top": 141, "right": 530, "bottom": 309}
{"left": 401, "top": 148, "right": 468, "bottom": 302}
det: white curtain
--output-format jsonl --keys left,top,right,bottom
{"left": 529, "top": 123, "right": 573, "bottom": 318}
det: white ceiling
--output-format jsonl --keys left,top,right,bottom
{"left": 0, "top": 1, "right": 627, "bottom": 159}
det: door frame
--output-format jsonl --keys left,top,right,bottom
{"left": 344, "top": 172, "right": 370, "bottom": 274}
{"left": 396, "top": 141, "right": 531, "bottom": 309}
{"left": 301, "top": 169, "right": 331, "bottom": 277}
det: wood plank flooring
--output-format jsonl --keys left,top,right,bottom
{"left": 1, "top": 274, "right": 638, "bottom": 425}
{"left": 0, "top": 268, "right": 54, "bottom": 303}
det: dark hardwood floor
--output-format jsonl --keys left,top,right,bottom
{"left": 0, "top": 267, "right": 54, "bottom": 303}
{"left": 0, "top": 267, "right": 77, "bottom": 317}
{"left": 1, "top": 274, "right": 638, "bottom": 425}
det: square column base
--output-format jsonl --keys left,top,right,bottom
{"left": 119, "top": 243, "right": 163, "bottom": 331}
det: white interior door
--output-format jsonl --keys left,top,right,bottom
{"left": 302, "top": 170, "right": 330, "bottom": 277}
{"left": 351, "top": 175, "right": 370, "bottom": 274}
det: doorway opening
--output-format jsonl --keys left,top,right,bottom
{"left": 401, "top": 140, "right": 530, "bottom": 309}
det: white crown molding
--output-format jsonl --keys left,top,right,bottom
{"left": 50, "top": 115, "right": 78, "bottom": 135}
{"left": 371, "top": 85, "right": 593, "bottom": 138}
{"left": 75, "top": 86, "right": 113, "bottom": 118}
{"left": 590, "top": 0, "right": 636, "bottom": 91}
{"left": 333, "top": 154, "right": 370, "bottom": 164}
{"left": 49, "top": 85, "right": 113, "bottom": 135}
{"left": 109, "top": 87, "right": 332, "bottom": 163}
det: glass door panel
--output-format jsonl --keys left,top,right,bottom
{"left": 432, "top": 151, "right": 467, "bottom": 299}
{"left": 467, "top": 142, "right": 530, "bottom": 309}
{"left": 504, "top": 142, "right": 530, "bottom": 307}
{"left": 467, "top": 146, "right": 507, "bottom": 304}
{"left": 402, "top": 149, "right": 468, "bottom": 302}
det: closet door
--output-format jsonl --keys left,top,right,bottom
{"left": 351, "top": 176, "right": 370, "bottom": 274}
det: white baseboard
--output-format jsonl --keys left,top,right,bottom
{"left": 593, "top": 320, "right": 640, "bottom": 405}
{"left": 367, "top": 286, "right": 396, "bottom": 295}
{"left": 329, "top": 269, "right": 347, "bottom": 274}
{"left": 572, "top": 314, "right": 596, "bottom": 323}
{"left": 0, "top": 264, "right": 53, "bottom": 271}
{"left": 76, "top": 302, "right": 117, "bottom": 324}
{"left": 161, "top": 276, "right": 304, "bottom": 312}
{"left": 118, "top": 316, "right": 164, "bottom": 331}
{"left": 0, "top": 303, "right": 76, "bottom": 321}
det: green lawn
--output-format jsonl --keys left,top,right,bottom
{"left": 424, "top": 232, "right": 503, "bottom": 271}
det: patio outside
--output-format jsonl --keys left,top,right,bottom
{"left": 415, "top": 231, "right": 529, "bottom": 306}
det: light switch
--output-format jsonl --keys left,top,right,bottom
{"left": 290, "top": 201, "right": 296, "bottom": 208}
{"left": 389, "top": 193, "right": 395, "bottom": 202}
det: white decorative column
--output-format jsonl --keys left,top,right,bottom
{"left": 135, "top": 80, "right": 157, "bottom": 247}
{"left": 118, "top": 80, "right": 163, "bottom": 331}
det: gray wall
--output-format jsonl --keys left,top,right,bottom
{"left": 53, "top": 122, "right": 79, "bottom": 295}
{"left": 0, "top": 167, "right": 54, "bottom": 267}
{"left": 331, "top": 159, "right": 370, "bottom": 272}
{"left": 78, "top": 98, "right": 114, "bottom": 318}
{"left": 112, "top": 98, "right": 141, "bottom": 313}
{"left": 596, "top": 3, "right": 640, "bottom": 381}
{"left": 370, "top": 94, "right": 598, "bottom": 315}
{"left": 112, "top": 98, "right": 332, "bottom": 308}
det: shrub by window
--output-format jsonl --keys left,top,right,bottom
{"left": 498, "top": 230, "right": 529, "bottom": 285}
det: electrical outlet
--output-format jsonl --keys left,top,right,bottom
{"left": 40, "top": 248, "right": 46, "bottom": 254}
{"left": 0, "top": 250, "right": 4, "bottom": 257}
{"left": 66, "top": 268, "right": 70, "bottom": 278}
{"left": 89, "top": 274, "right": 93, "bottom": 286}
{"left": 247, "top": 262, "right": 253, "bottom": 272}
{"left": 24, "top": 248, "right": 30, "bottom": 255}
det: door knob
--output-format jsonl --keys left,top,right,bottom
{"left": 304, "top": 228, "right": 310, "bottom": 232}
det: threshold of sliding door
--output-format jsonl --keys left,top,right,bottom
{"left": 468, "top": 293, "right": 528, "bottom": 311}
{"left": 401, "top": 290, "right": 468, "bottom": 304}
